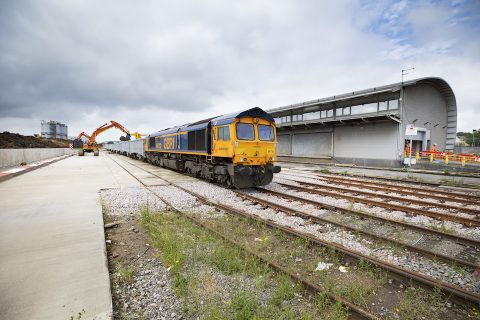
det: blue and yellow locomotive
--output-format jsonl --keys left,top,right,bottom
{"left": 109, "top": 107, "right": 281, "bottom": 188}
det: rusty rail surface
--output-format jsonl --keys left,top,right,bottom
{"left": 277, "top": 174, "right": 480, "bottom": 216}
{"left": 283, "top": 167, "right": 480, "bottom": 199}
{"left": 107, "top": 155, "right": 379, "bottom": 319}
{"left": 281, "top": 170, "right": 480, "bottom": 205}
{"left": 259, "top": 187, "right": 480, "bottom": 248}
{"left": 275, "top": 180, "right": 480, "bottom": 228}
{"left": 238, "top": 189, "right": 479, "bottom": 269}
{"left": 110, "top": 155, "right": 480, "bottom": 307}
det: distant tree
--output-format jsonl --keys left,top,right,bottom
{"left": 460, "top": 131, "right": 480, "bottom": 146}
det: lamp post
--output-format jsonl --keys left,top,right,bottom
{"left": 473, "top": 129, "right": 477, "bottom": 147}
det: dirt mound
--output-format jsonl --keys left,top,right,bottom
{"left": 0, "top": 131, "right": 71, "bottom": 149}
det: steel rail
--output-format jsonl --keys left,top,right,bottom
{"left": 283, "top": 167, "right": 480, "bottom": 199}
{"left": 276, "top": 174, "right": 480, "bottom": 216}
{"left": 109, "top": 155, "right": 480, "bottom": 306}
{"left": 258, "top": 187, "right": 480, "bottom": 248}
{"left": 107, "top": 155, "right": 378, "bottom": 320}
{"left": 235, "top": 190, "right": 479, "bottom": 269}
{"left": 275, "top": 180, "right": 480, "bottom": 227}
{"left": 281, "top": 170, "right": 480, "bottom": 205}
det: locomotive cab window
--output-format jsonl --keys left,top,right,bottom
{"left": 218, "top": 126, "right": 230, "bottom": 141}
{"left": 258, "top": 125, "right": 274, "bottom": 141}
{"left": 236, "top": 123, "right": 254, "bottom": 140}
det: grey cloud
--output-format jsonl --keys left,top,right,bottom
{"left": 0, "top": 0, "right": 479, "bottom": 135}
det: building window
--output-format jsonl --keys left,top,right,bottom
{"left": 351, "top": 102, "right": 378, "bottom": 115}
{"left": 379, "top": 101, "right": 387, "bottom": 111}
{"left": 292, "top": 114, "right": 303, "bottom": 122}
{"left": 388, "top": 99, "right": 399, "bottom": 110}
{"left": 304, "top": 111, "right": 320, "bottom": 120}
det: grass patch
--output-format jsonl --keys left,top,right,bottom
{"left": 140, "top": 208, "right": 331, "bottom": 319}
{"left": 228, "top": 289, "right": 259, "bottom": 319}
{"left": 394, "top": 285, "right": 444, "bottom": 320}
{"left": 116, "top": 264, "right": 135, "bottom": 283}
{"left": 211, "top": 245, "right": 244, "bottom": 275}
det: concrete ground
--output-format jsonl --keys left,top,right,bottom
{"left": 0, "top": 152, "right": 138, "bottom": 320}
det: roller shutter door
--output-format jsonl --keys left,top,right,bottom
{"left": 292, "top": 132, "right": 332, "bottom": 157}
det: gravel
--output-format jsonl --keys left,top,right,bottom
{"left": 101, "top": 187, "right": 167, "bottom": 216}
{"left": 112, "top": 258, "right": 185, "bottom": 320}
{"left": 276, "top": 172, "right": 480, "bottom": 212}
{"left": 174, "top": 180, "right": 480, "bottom": 293}
{"left": 270, "top": 178, "right": 480, "bottom": 241}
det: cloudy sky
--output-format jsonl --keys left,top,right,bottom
{"left": 0, "top": 0, "right": 479, "bottom": 141}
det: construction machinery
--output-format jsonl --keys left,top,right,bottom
{"left": 75, "top": 121, "right": 133, "bottom": 156}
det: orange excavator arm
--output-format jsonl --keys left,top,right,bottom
{"left": 77, "top": 131, "right": 91, "bottom": 141}
{"left": 87, "top": 121, "right": 132, "bottom": 145}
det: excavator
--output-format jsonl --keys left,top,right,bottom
{"left": 74, "top": 121, "right": 137, "bottom": 156}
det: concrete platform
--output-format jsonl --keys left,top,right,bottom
{"left": 0, "top": 153, "right": 138, "bottom": 320}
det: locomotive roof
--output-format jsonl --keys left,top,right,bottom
{"left": 149, "top": 107, "right": 273, "bottom": 137}
{"left": 210, "top": 107, "right": 274, "bottom": 126}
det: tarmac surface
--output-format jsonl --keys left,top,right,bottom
{"left": 0, "top": 153, "right": 139, "bottom": 320}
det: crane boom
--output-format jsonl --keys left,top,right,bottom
{"left": 76, "top": 120, "right": 134, "bottom": 156}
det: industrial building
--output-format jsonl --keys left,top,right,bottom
{"left": 268, "top": 77, "right": 456, "bottom": 167}
{"left": 41, "top": 120, "right": 68, "bottom": 139}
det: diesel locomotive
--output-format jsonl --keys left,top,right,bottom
{"left": 106, "top": 107, "right": 281, "bottom": 188}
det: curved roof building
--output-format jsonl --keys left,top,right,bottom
{"left": 268, "top": 77, "right": 457, "bottom": 166}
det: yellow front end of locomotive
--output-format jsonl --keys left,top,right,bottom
{"left": 212, "top": 116, "right": 277, "bottom": 165}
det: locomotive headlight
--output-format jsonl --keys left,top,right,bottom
{"left": 240, "top": 157, "right": 247, "bottom": 162}
{"left": 269, "top": 157, "right": 275, "bottom": 161}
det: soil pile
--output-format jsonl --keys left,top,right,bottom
{"left": 0, "top": 131, "right": 70, "bottom": 148}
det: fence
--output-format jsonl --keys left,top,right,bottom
{"left": 411, "top": 150, "right": 480, "bottom": 166}
{"left": 454, "top": 146, "right": 480, "bottom": 155}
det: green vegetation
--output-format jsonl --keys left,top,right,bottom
{"left": 116, "top": 264, "right": 135, "bottom": 283}
{"left": 135, "top": 202, "right": 466, "bottom": 320}
{"left": 69, "top": 309, "right": 86, "bottom": 320}
{"left": 140, "top": 207, "right": 340, "bottom": 319}
{"left": 438, "top": 222, "right": 456, "bottom": 235}
{"left": 394, "top": 286, "right": 444, "bottom": 320}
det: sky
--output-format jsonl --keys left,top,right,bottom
{"left": 0, "top": 0, "right": 479, "bottom": 141}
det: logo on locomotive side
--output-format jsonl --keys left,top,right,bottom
{"left": 164, "top": 137, "right": 175, "bottom": 150}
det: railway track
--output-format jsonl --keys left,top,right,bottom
{"left": 275, "top": 176, "right": 480, "bottom": 227}
{"left": 107, "top": 155, "right": 379, "bottom": 319}
{"left": 235, "top": 188, "right": 480, "bottom": 270}
{"left": 108, "top": 154, "right": 480, "bottom": 312}
{"left": 276, "top": 173, "right": 480, "bottom": 215}
{"left": 282, "top": 168, "right": 480, "bottom": 205}
{"left": 283, "top": 167, "right": 480, "bottom": 194}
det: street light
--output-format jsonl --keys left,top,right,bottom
{"left": 474, "top": 129, "right": 477, "bottom": 147}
